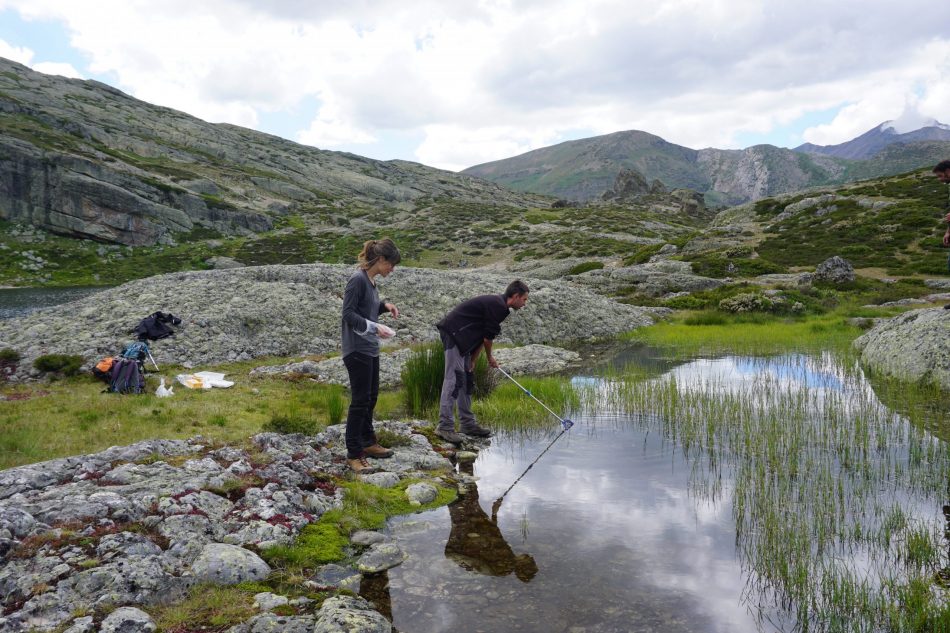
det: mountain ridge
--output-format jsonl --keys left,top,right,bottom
{"left": 794, "top": 121, "right": 950, "bottom": 160}
{"left": 463, "top": 124, "right": 950, "bottom": 205}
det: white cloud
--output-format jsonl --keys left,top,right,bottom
{"left": 31, "top": 61, "right": 82, "bottom": 78}
{"left": 802, "top": 40, "right": 950, "bottom": 145}
{"left": 0, "top": 38, "right": 34, "bottom": 65}
{"left": 3, "top": 0, "right": 950, "bottom": 168}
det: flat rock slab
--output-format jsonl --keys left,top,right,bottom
{"left": 0, "top": 264, "right": 654, "bottom": 376}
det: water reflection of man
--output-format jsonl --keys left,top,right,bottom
{"left": 444, "top": 461, "right": 538, "bottom": 582}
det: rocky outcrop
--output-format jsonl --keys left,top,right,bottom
{"left": 569, "top": 259, "right": 725, "bottom": 297}
{"left": 853, "top": 308, "right": 950, "bottom": 391}
{"left": 0, "top": 58, "right": 547, "bottom": 246}
{"left": 601, "top": 168, "right": 666, "bottom": 201}
{"left": 0, "top": 421, "right": 453, "bottom": 632}
{"left": 0, "top": 139, "right": 273, "bottom": 246}
{"left": 0, "top": 264, "right": 653, "bottom": 377}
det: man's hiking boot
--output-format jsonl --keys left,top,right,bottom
{"left": 461, "top": 424, "right": 492, "bottom": 438}
{"left": 347, "top": 455, "right": 376, "bottom": 474}
{"left": 364, "top": 444, "right": 394, "bottom": 458}
{"left": 435, "top": 428, "right": 465, "bottom": 444}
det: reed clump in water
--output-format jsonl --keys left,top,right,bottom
{"left": 581, "top": 354, "right": 950, "bottom": 631}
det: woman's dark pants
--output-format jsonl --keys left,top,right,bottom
{"left": 343, "top": 352, "right": 380, "bottom": 459}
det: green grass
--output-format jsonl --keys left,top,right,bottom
{"left": 473, "top": 376, "right": 578, "bottom": 430}
{"left": 263, "top": 478, "right": 456, "bottom": 568}
{"left": 623, "top": 311, "right": 863, "bottom": 356}
{"left": 401, "top": 343, "right": 491, "bottom": 417}
{"left": 0, "top": 359, "right": 402, "bottom": 470}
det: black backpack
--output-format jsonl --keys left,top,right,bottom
{"left": 108, "top": 358, "right": 145, "bottom": 394}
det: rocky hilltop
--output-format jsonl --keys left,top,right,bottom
{"left": 0, "top": 263, "right": 655, "bottom": 374}
{"left": 0, "top": 58, "right": 547, "bottom": 246}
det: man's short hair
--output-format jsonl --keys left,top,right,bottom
{"left": 504, "top": 279, "right": 529, "bottom": 298}
{"left": 933, "top": 160, "right": 950, "bottom": 173}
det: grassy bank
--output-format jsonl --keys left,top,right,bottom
{"left": 0, "top": 359, "right": 400, "bottom": 470}
{"left": 623, "top": 309, "right": 866, "bottom": 356}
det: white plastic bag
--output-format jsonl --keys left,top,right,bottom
{"left": 176, "top": 372, "right": 234, "bottom": 389}
{"left": 176, "top": 373, "right": 210, "bottom": 389}
{"left": 155, "top": 377, "right": 174, "bottom": 398}
{"left": 193, "top": 371, "right": 234, "bottom": 388}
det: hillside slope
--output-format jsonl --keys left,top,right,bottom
{"left": 682, "top": 167, "right": 950, "bottom": 277}
{"left": 0, "top": 57, "right": 547, "bottom": 246}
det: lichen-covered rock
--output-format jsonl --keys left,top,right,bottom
{"left": 405, "top": 483, "right": 438, "bottom": 506}
{"left": 572, "top": 259, "right": 725, "bottom": 297}
{"left": 253, "top": 592, "right": 289, "bottom": 612}
{"left": 854, "top": 308, "right": 950, "bottom": 391}
{"left": 227, "top": 613, "right": 316, "bottom": 633}
{"left": 0, "top": 264, "right": 654, "bottom": 375}
{"left": 99, "top": 607, "right": 156, "bottom": 633}
{"left": 360, "top": 472, "right": 401, "bottom": 489}
{"left": 190, "top": 543, "right": 270, "bottom": 585}
{"left": 313, "top": 596, "right": 392, "bottom": 633}
{"left": 813, "top": 256, "right": 855, "bottom": 285}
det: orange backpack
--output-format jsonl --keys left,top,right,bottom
{"left": 92, "top": 356, "right": 115, "bottom": 382}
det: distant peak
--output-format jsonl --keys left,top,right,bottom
{"left": 879, "top": 117, "right": 949, "bottom": 135}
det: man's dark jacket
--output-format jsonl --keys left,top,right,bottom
{"left": 436, "top": 295, "right": 510, "bottom": 354}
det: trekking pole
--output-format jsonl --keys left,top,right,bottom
{"left": 145, "top": 347, "right": 160, "bottom": 372}
{"left": 491, "top": 366, "right": 574, "bottom": 514}
{"left": 495, "top": 367, "right": 574, "bottom": 431}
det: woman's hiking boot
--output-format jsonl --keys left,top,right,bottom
{"left": 364, "top": 444, "right": 394, "bottom": 458}
{"left": 347, "top": 455, "right": 376, "bottom": 474}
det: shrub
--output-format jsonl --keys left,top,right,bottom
{"left": 718, "top": 293, "right": 775, "bottom": 313}
{"left": 0, "top": 348, "right": 21, "bottom": 363}
{"left": 567, "top": 261, "right": 605, "bottom": 275}
{"left": 33, "top": 353, "right": 83, "bottom": 376}
{"left": 622, "top": 243, "right": 664, "bottom": 266}
{"left": 262, "top": 414, "right": 318, "bottom": 435}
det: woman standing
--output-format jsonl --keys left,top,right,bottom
{"left": 341, "top": 238, "right": 401, "bottom": 473}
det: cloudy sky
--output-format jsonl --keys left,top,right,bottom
{"left": 1, "top": 0, "right": 948, "bottom": 171}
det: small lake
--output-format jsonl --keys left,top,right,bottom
{"left": 367, "top": 349, "right": 950, "bottom": 632}
{"left": 0, "top": 286, "right": 108, "bottom": 319}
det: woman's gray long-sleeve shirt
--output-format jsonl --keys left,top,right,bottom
{"left": 341, "top": 269, "right": 389, "bottom": 358}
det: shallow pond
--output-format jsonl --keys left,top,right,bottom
{"left": 368, "top": 349, "right": 950, "bottom": 632}
{"left": 0, "top": 286, "right": 108, "bottom": 319}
